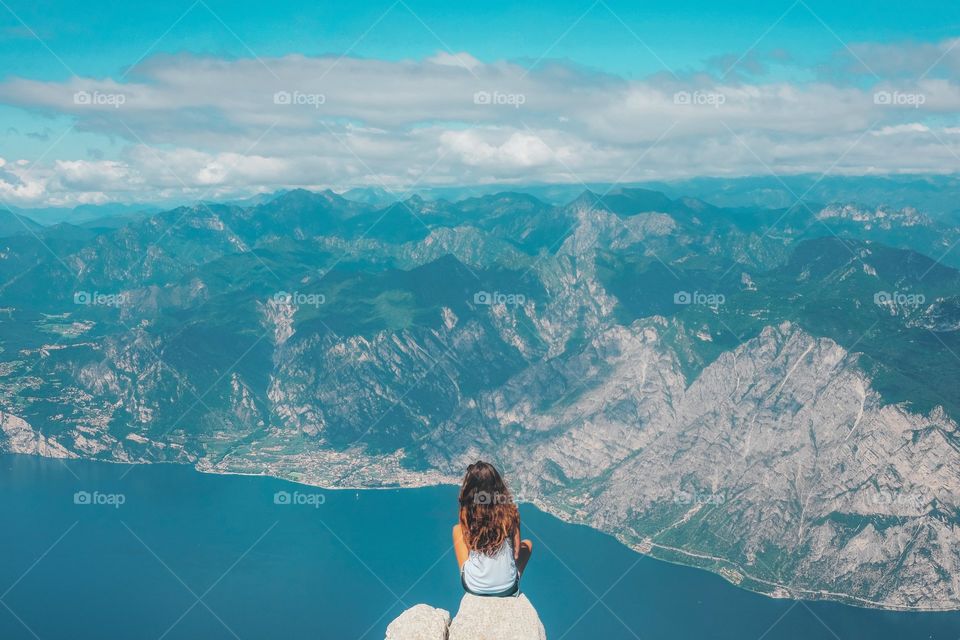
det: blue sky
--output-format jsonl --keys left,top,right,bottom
{"left": 3, "top": 0, "right": 957, "bottom": 78}
{"left": 1, "top": 0, "right": 959, "bottom": 206}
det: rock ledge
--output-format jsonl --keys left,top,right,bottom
{"left": 386, "top": 594, "right": 546, "bottom": 640}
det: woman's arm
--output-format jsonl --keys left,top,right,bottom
{"left": 452, "top": 524, "right": 470, "bottom": 569}
{"left": 514, "top": 519, "right": 533, "bottom": 576}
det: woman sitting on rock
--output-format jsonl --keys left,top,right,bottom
{"left": 453, "top": 461, "right": 533, "bottom": 597}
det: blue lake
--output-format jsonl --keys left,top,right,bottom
{"left": 1, "top": 454, "right": 958, "bottom": 639}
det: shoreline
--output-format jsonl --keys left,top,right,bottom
{"left": 199, "top": 461, "right": 960, "bottom": 614}
{"left": 9, "top": 452, "right": 960, "bottom": 614}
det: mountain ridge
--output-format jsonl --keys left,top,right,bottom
{"left": 2, "top": 186, "right": 959, "bottom": 610}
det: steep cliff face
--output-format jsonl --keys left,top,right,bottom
{"left": 421, "top": 319, "right": 960, "bottom": 609}
{"left": 2, "top": 188, "right": 960, "bottom": 610}
{"left": 590, "top": 324, "right": 960, "bottom": 609}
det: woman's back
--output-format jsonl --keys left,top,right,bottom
{"left": 453, "top": 461, "right": 532, "bottom": 597}
{"left": 461, "top": 540, "right": 518, "bottom": 595}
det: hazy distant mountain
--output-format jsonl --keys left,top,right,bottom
{"left": 0, "top": 210, "right": 43, "bottom": 237}
{"left": 2, "top": 185, "right": 959, "bottom": 610}
{"left": 340, "top": 186, "right": 399, "bottom": 207}
{"left": 9, "top": 202, "right": 161, "bottom": 226}
{"left": 645, "top": 175, "right": 960, "bottom": 219}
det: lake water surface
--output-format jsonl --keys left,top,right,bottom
{"left": 1, "top": 455, "right": 958, "bottom": 639}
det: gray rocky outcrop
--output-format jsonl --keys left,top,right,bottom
{"left": 385, "top": 604, "right": 451, "bottom": 640}
{"left": 386, "top": 594, "right": 546, "bottom": 640}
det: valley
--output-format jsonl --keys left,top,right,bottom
{"left": 2, "top": 186, "right": 959, "bottom": 610}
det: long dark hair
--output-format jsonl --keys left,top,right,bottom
{"left": 458, "top": 461, "right": 519, "bottom": 556}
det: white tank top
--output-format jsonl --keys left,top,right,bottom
{"left": 462, "top": 540, "right": 518, "bottom": 594}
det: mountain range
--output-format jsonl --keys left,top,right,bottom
{"left": 2, "top": 185, "right": 959, "bottom": 610}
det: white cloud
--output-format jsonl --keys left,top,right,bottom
{"left": 873, "top": 123, "right": 931, "bottom": 136}
{"left": 426, "top": 51, "right": 482, "bottom": 70}
{"left": 843, "top": 38, "right": 960, "bottom": 78}
{"left": 440, "top": 130, "right": 567, "bottom": 168}
{"left": 0, "top": 41, "right": 958, "bottom": 207}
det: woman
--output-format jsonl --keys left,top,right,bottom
{"left": 453, "top": 461, "right": 533, "bottom": 597}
